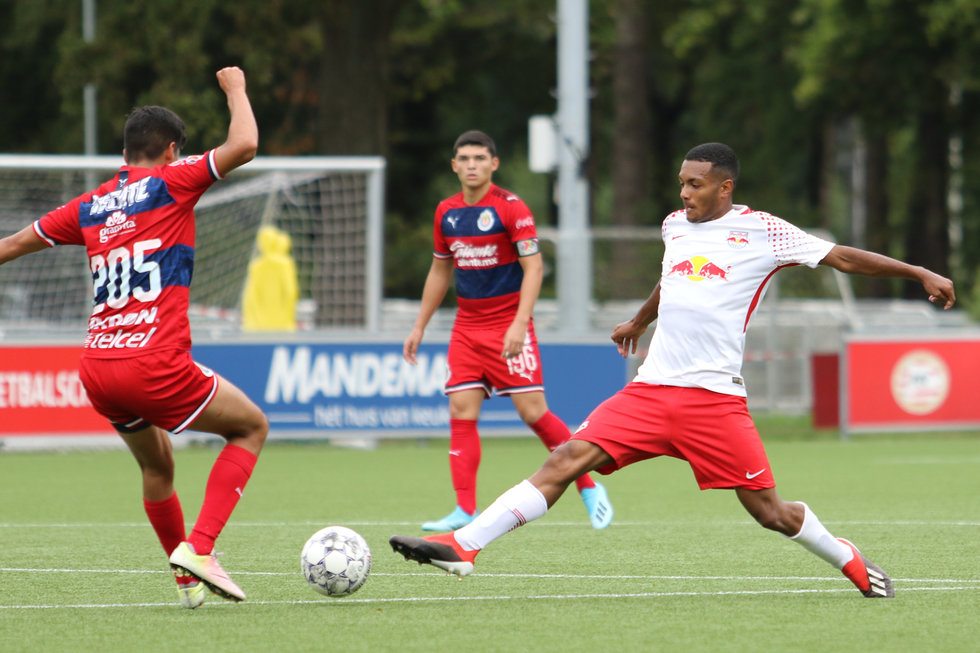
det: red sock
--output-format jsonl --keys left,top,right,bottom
{"left": 143, "top": 492, "right": 186, "bottom": 556}
{"left": 188, "top": 444, "right": 257, "bottom": 555}
{"left": 449, "top": 419, "right": 480, "bottom": 515}
{"left": 530, "top": 411, "right": 595, "bottom": 492}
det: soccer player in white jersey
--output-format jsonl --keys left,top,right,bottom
{"left": 390, "top": 142, "right": 956, "bottom": 598}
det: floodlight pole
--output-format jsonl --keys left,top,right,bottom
{"left": 555, "top": 0, "right": 592, "bottom": 335}
{"left": 82, "top": 0, "right": 97, "bottom": 156}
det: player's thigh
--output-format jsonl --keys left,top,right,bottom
{"left": 509, "top": 390, "right": 549, "bottom": 424}
{"left": 119, "top": 423, "right": 175, "bottom": 474}
{"left": 188, "top": 373, "right": 268, "bottom": 444}
{"left": 448, "top": 387, "right": 485, "bottom": 420}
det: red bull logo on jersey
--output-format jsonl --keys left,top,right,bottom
{"left": 666, "top": 255, "right": 731, "bottom": 281}
{"left": 727, "top": 231, "right": 749, "bottom": 249}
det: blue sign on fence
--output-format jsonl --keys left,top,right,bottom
{"left": 192, "top": 341, "right": 627, "bottom": 436}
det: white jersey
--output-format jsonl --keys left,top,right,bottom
{"left": 635, "top": 205, "right": 835, "bottom": 396}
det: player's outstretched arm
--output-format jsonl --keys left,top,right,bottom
{"left": 611, "top": 281, "right": 662, "bottom": 358}
{"left": 820, "top": 245, "right": 955, "bottom": 309}
{"left": 0, "top": 225, "right": 48, "bottom": 266}
{"left": 213, "top": 66, "right": 259, "bottom": 176}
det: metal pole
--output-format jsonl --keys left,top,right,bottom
{"left": 82, "top": 0, "right": 97, "bottom": 156}
{"left": 556, "top": 0, "right": 591, "bottom": 334}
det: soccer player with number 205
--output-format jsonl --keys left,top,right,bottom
{"left": 0, "top": 67, "right": 266, "bottom": 609}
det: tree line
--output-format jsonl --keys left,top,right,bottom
{"left": 1, "top": 0, "right": 978, "bottom": 316}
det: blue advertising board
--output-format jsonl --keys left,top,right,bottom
{"left": 192, "top": 341, "right": 627, "bottom": 437}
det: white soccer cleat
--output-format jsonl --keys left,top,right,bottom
{"left": 169, "top": 541, "right": 246, "bottom": 602}
{"left": 174, "top": 570, "right": 206, "bottom": 609}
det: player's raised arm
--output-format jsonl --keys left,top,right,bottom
{"left": 0, "top": 225, "right": 49, "bottom": 266}
{"left": 213, "top": 67, "right": 259, "bottom": 176}
{"left": 819, "top": 244, "right": 955, "bottom": 309}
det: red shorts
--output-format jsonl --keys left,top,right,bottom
{"left": 446, "top": 321, "right": 544, "bottom": 397}
{"left": 78, "top": 349, "right": 218, "bottom": 434}
{"left": 571, "top": 382, "right": 776, "bottom": 490}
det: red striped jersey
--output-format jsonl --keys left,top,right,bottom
{"left": 433, "top": 184, "right": 539, "bottom": 327}
{"left": 33, "top": 150, "right": 222, "bottom": 358}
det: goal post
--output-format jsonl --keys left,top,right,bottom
{"left": 0, "top": 154, "right": 386, "bottom": 334}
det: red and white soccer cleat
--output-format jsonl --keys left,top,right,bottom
{"left": 389, "top": 532, "right": 478, "bottom": 578}
{"left": 838, "top": 538, "right": 894, "bottom": 598}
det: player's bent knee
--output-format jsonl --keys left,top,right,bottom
{"left": 542, "top": 440, "right": 594, "bottom": 480}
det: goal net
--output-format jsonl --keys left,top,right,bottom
{"left": 0, "top": 155, "right": 385, "bottom": 336}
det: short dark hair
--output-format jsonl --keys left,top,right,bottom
{"left": 123, "top": 106, "right": 187, "bottom": 162}
{"left": 453, "top": 130, "right": 496, "bottom": 157}
{"left": 684, "top": 142, "right": 739, "bottom": 185}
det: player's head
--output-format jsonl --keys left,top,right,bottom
{"left": 452, "top": 130, "right": 499, "bottom": 193}
{"left": 679, "top": 142, "right": 738, "bottom": 223}
{"left": 453, "top": 130, "right": 496, "bottom": 157}
{"left": 123, "top": 106, "right": 187, "bottom": 164}
{"left": 683, "top": 142, "right": 739, "bottom": 187}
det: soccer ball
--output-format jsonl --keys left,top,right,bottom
{"left": 300, "top": 526, "right": 372, "bottom": 597}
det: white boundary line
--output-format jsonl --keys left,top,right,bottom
{"left": 2, "top": 519, "right": 979, "bottom": 528}
{"left": 3, "top": 567, "right": 980, "bottom": 585}
{"left": 1, "top": 566, "right": 976, "bottom": 611}
{"left": 1, "top": 586, "right": 978, "bottom": 610}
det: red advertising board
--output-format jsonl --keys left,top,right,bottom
{"left": 843, "top": 333, "right": 980, "bottom": 435}
{"left": 0, "top": 345, "right": 113, "bottom": 435}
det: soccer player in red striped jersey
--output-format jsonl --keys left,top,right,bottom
{"left": 403, "top": 130, "right": 613, "bottom": 532}
{"left": 0, "top": 67, "right": 265, "bottom": 608}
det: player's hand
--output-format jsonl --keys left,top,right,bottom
{"left": 611, "top": 320, "right": 647, "bottom": 358}
{"left": 216, "top": 66, "right": 247, "bottom": 95}
{"left": 500, "top": 323, "right": 526, "bottom": 360}
{"left": 403, "top": 328, "right": 423, "bottom": 365}
{"left": 922, "top": 271, "right": 955, "bottom": 309}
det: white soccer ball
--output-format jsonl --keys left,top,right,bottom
{"left": 300, "top": 526, "right": 372, "bottom": 597}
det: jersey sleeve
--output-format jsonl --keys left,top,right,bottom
{"left": 163, "top": 149, "right": 222, "bottom": 196}
{"left": 762, "top": 213, "right": 835, "bottom": 267}
{"left": 505, "top": 196, "right": 539, "bottom": 257}
{"left": 33, "top": 194, "right": 88, "bottom": 246}
{"left": 432, "top": 203, "right": 451, "bottom": 259}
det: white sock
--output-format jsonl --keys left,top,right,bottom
{"left": 454, "top": 479, "right": 548, "bottom": 551}
{"left": 787, "top": 501, "right": 854, "bottom": 569}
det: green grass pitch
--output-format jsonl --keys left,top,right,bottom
{"left": 1, "top": 418, "right": 978, "bottom": 652}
